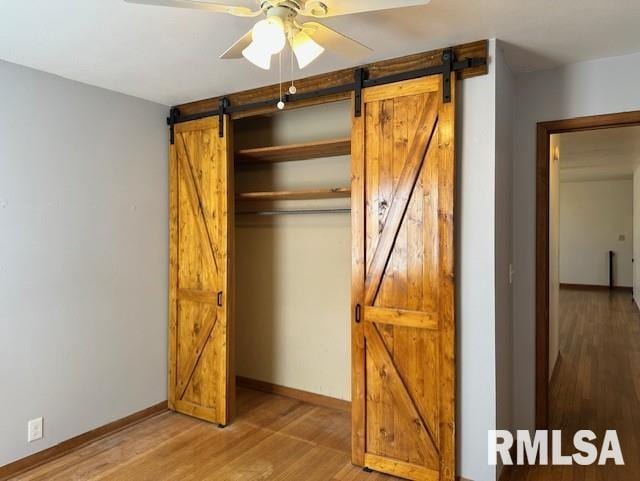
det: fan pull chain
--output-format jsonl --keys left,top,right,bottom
{"left": 289, "top": 38, "right": 297, "bottom": 95}
{"left": 277, "top": 51, "right": 285, "bottom": 110}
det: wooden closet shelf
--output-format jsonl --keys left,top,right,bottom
{"left": 235, "top": 138, "right": 351, "bottom": 164}
{"left": 236, "top": 188, "right": 351, "bottom": 201}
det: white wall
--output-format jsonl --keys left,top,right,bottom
{"left": 634, "top": 167, "right": 640, "bottom": 308}
{"left": 559, "top": 179, "right": 633, "bottom": 287}
{"left": 456, "top": 38, "right": 497, "bottom": 481}
{"left": 548, "top": 136, "right": 560, "bottom": 380}
{"left": 512, "top": 51, "right": 640, "bottom": 431}
{"left": 0, "top": 60, "right": 168, "bottom": 466}
{"left": 494, "top": 40, "right": 514, "bottom": 480}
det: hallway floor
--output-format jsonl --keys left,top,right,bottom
{"left": 508, "top": 288, "right": 640, "bottom": 480}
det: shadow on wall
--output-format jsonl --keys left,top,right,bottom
{"left": 234, "top": 116, "right": 277, "bottom": 384}
{"left": 454, "top": 80, "right": 466, "bottom": 467}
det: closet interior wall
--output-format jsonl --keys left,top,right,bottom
{"left": 234, "top": 101, "right": 352, "bottom": 401}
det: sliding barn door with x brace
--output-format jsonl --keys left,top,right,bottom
{"left": 351, "top": 73, "right": 456, "bottom": 481}
{"left": 169, "top": 116, "right": 234, "bottom": 425}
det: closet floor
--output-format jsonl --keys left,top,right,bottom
{"left": 11, "top": 388, "right": 400, "bottom": 481}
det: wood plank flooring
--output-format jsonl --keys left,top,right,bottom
{"left": 14, "top": 287, "right": 639, "bottom": 480}
{"left": 507, "top": 288, "right": 640, "bottom": 481}
{"left": 9, "top": 388, "right": 400, "bottom": 481}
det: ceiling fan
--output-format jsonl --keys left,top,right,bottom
{"left": 125, "top": 0, "right": 432, "bottom": 70}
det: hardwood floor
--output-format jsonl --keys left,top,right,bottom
{"left": 9, "top": 388, "right": 400, "bottom": 481}
{"left": 13, "top": 288, "right": 639, "bottom": 480}
{"left": 508, "top": 288, "right": 640, "bottom": 480}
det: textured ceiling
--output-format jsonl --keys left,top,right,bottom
{"left": 557, "top": 126, "right": 640, "bottom": 182}
{"left": 1, "top": 0, "right": 640, "bottom": 105}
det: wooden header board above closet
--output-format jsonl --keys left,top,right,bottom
{"left": 172, "top": 40, "right": 487, "bottom": 120}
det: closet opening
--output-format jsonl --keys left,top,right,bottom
{"left": 232, "top": 100, "right": 354, "bottom": 426}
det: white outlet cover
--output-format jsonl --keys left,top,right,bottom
{"left": 28, "top": 417, "right": 43, "bottom": 442}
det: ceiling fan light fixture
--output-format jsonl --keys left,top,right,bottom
{"left": 290, "top": 30, "right": 325, "bottom": 69}
{"left": 251, "top": 16, "right": 286, "bottom": 55}
{"left": 242, "top": 42, "right": 272, "bottom": 70}
{"left": 126, "top": 0, "right": 408, "bottom": 71}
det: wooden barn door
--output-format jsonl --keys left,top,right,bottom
{"left": 351, "top": 74, "right": 456, "bottom": 481}
{"left": 169, "top": 116, "right": 234, "bottom": 425}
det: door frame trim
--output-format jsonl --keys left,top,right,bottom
{"left": 535, "top": 109, "right": 640, "bottom": 428}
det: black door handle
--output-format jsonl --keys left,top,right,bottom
{"left": 217, "top": 291, "right": 223, "bottom": 307}
{"left": 355, "top": 304, "right": 362, "bottom": 323}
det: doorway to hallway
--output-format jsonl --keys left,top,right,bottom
{"left": 528, "top": 110, "right": 640, "bottom": 480}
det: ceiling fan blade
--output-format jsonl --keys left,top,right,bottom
{"left": 124, "top": 0, "right": 262, "bottom": 17}
{"left": 301, "top": 22, "right": 372, "bottom": 61}
{"left": 301, "top": 0, "right": 431, "bottom": 17}
{"left": 220, "top": 29, "right": 253, "bottom": 59}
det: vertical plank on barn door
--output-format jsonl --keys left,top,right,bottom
{"left": 351, "top": 74, "right": 456, "bottom": 481}
{"left": 169, "top": 116, "right": 234, "bottom": 425}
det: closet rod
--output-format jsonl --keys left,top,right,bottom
{"left": 237, "top": 208, "right": 351, "bottom": 216}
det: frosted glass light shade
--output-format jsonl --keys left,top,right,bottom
{"left": 291, "top": 30, "right": 325, "bottom": 68}
{"left": 242, "top": 42, "right": 271, "bottom": 70}
{"left": 252, "top": 17, "right": 286, "bottom": 55}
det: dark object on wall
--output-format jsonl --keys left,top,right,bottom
{"left": 609, "top": 250, "right": 615, "bottom": 290}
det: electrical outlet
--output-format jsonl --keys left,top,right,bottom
{"left": 28, "top": 417, "right": 43, "bottom": 442}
